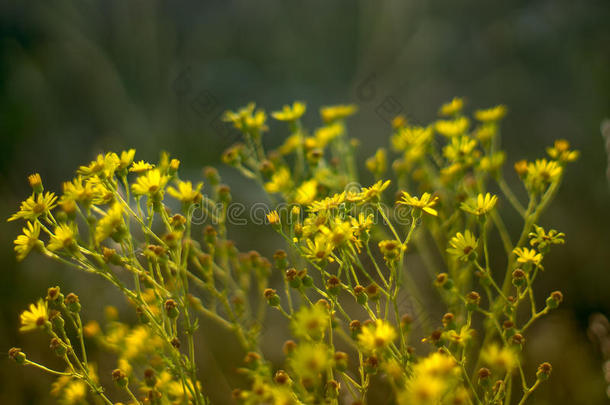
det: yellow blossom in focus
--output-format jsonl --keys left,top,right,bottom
{"left": 167, "top": 180, "right": 203, "bottom": 204}
{"left": 13, "top": 221, "right": 41, "bottom": 261}
{"left": 460, "top": 193, "right": 498, "bottom": 216}
{"left": 48, "top": 223, "right": 77, "bottom": 252}
{"left": 398, "top": 191, "right": 439, "bottom": 217}
{"left": 513, "top": 247, "right": 542, "bottom": 266}
{"left": 94, "top": 203, "right": 124, "bottom": 245}
{"left": 360, "top": 180, "right": 391, "bottom": 202}
{"left": 131, "top": 169, "right": 169, "bottom": 197}
{"left": 20, "top": 299, "right": 48, "bottom": 332}
{"left": 129, "top": 160, "right": 154, "bottom": 173}
{"left": 8, "top": 192, "right": 58, "bottom": 222}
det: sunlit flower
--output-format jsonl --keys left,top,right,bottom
{"left": 129, "top": 160, "right": 154, "bottom": 173}
{"left": 398, "top": 191, "right": 439, "bottom": 216}
{"left": 48, "top": 223, "right": 77, "bottom": 252}
{"left": 77, "top": 152, "right": 119, "bottom": 178}
{"left": 293, "top": 179, "right": 318, "bottom": 205}
{"left": 474, "top": 105, "right": 507, "bottom": 122}
{"left": 439, "top": 97, "right": 464, "bottom": 116}
{"left": 481, "top": 344, "right": 517, "bottom": 371}
{"left": 360, "top": 180, "right": 391, "bottom": 202}
{"left": 20, "top": 299, "right": 48, "bottom": 332}
{"left": 358, "top": 319, "right": 397, "bottom": 353}
{"left": 513, "top": 247, "right": 542, "bottom": 266}
{"left": 447, "top": 230, "right": 478, "bottom": 261}
{"left": 131, "top": 169, "right": 169, "bottom": 197}
{"left": 546, "top": 139, "right": 579, "bottom": 163}
{"left": 117, "top": 149, "right": 136, "bottom": 171}
{"left": 528, "top": 225, "right": 565, "bottom": 252}
{"left": 460, "top": 193, "right": 498, "bottom": 216}
{"left": 13, "top": 221, "right": 41, "bottom": 261}
{"left": 320, "top": 104, "right": 358, "bottom": 123}
{"left": 264, "top": 167, "right": 293, "bottom": 194}
{"left": 435, "top": 117, "right": 470, "bottom": 138}
{"left": 8, "top": 192, "right": 58, "bottom": 222}
{"left": 292, "top": 304, "right": 330, "bottom": 340}
{"left": 167, "top": 180, "right": 203, "bottom": 204}
{"left": 271, "top": 101, "right": 306, "bottom": 121}
{"left": 94, "top": 203, "right": 125, "bottom": 245}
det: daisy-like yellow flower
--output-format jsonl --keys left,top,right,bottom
{"left": 481, "top": 344, "right": 517, "bottom": 372}
{"left": 434, "top": 117, "right": 470, "bottom": 138}
{"left": 439, "top": 97, "right": 464, "bottom": 116}
{"left": 8, "top": 191, "right": 58, "bottom": 222}
{"left": 13, "top": 221, "right": 41, "bottom": 261}
{"left": 167, "top": 180, "right": 203, "bottom": 204}
{"left": 77, "top": 152, "right": 120, "bottom": 178}
{"left": 309, "top": 192, "right": 346, "bottom": 212}
{"left": 264, "top": 167, "right": 293, "bottom": 194}
{"left": 391, "top": 125, "right": 433, "bottom": 152}
{"left": 350, "top": 212, "right": 374, "bottom": 236}
{"left": 513, "top": 247, "right": 542, "bottom": 266}
{"left": 48, "top": 223, "right": 77, "bottom": 252}
{"left": 302, "top": 234, "right": 334, "bottom": 262}
{"left": 365, "top": 148, "right": 388, "bottom": 177}
{"left": 20, "top": 299, "right": 48, "bottom": 332}
{"left": 223, "top": 103, "right": 268, "bottom": 133}
{"left": 94, "top": 203, "right": 125, "bottom": 245}
{"left": 546, "top": 139, "right": 579, "bottom": 163}
{"left": 131, "top": 169, "right": 169, "bottom": 197}
{"left": 526, "top": 158, "right": 563, "bottom": 188}
{"left": 61, "top": 177, "right": 96, "bottom": 206}
{"left": 129, "top": 160, "right": 154, "bottom": 173}
{"left": 528, "top": 225, "right": 565, "bottom": 252}
{"left": 314, "top": 123, "right": 344, "bottom": 148}
{"left": 293, "top": 179, "right": 318, "bottom": 205}
{"left": 271, "top": 101, "right": 306, "bottom": 121}
{"left": 320, "top": 104, "right": 358, "bottom": 124}
{"left": 460, "top": 193, "right": 498, "bottom": 216}
{"left": 117, "top": 149, "right": 136, "bottom": 171}
{"left": 360, "top": 180, "right": 391, "bottom": 202}
{"left": 398, "top": 191, "right": 439, "bottom": 217}
{"left": 320, "top": 217, "right": 356, "bottom": 248}
{"left": 443, "top": 135, "right": 478, "bottom": 162}
{"left": 474, "top": 105, "right": 507, "bottom": 122}
{"left": 447, "top": 230, "right": 478, "bottom": 262}
{"left": 358, "top": 319, "right": 397, "bottom": 353}
{"left": 289, "top": 342, "right": 332, "bottom": 379}
{"left": 291, "top": 303, "right": 330, "bottom": 340}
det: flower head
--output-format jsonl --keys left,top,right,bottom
{"left": 435, "top": 117, "right": 470, "bottom": 138}
{"left": 8, "top": 192, "right": 58, "bottom": 222}
{"left": 129, "top": 160, "right": 154, "bottom": 173}
{"left": 13, "top": 221, "right": 41, "bottom": 261}
{"left": 358, "top": 319, "right": 397, "bottom": 353}
{"left": 223, "top": 103, "right": 268, "bottom": 133}
{"left": 271, "top": 101, "right": 306, "bottom": 121}
{"left": 167, "top": 180, "right": 203, "bottom": 204}
{"left": 447, "top": 230, "right": 478, "bottom": 261}
{"left": 513, "top": 247, "right": 542, "bottom": 266}
{"left": 439, "top": 97, "right": 464, "bottom": 116}
{"left": 20, "top": 299, "right": 48, "bottom": 332}
{"left": 460, "top": 193, "right": 498, "bottom": 216}
{"left": 78, "top": 153, "right": 120, "bottom": 178}
{"left": 360, "top": 180, "right": 391, "bottom": 203}
{"left": 292, "top": 303, "right": 330, "bottom": 340}
{"left": 474, "top": 105, "right": 507, "bottom": 122}
{"left": 320, "top": 104, "right": 358, "bottom": 123}
{"left": 94, "top": 203, "right": 125, "bottom": 245}
{"left": 48, "top": 223, "right": 77, "bottom": 252}
{"left": 546, "top": 139, "right": 579, "bottom": 163}
{"left": 398, "top": 191, "right": 439, "bottom": 217}
{"left": 132, "top": 169, "right": 169, "bottom": 198}
{"left": 528, "top": 225, "right": 565, "bottom": 252}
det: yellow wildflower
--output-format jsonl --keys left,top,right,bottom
{"left": 481, "top": 344, "right": 517, "bottom": 371}
{"left": 20, "top": 299, "right": 48, "bottom": 332}
{"left": 460, "top": 193, "right": 498, "bottom": 216}
{"left": 291, "top": 304, "right": 330, "bottom": 340}
{"left": 308, "top": 192, "right": 346, "bottom": 212}
{"left": 302, "top": 234, "right": 334, "bottom": 262}
{"left": 289, "top": 342, "right": 332, "bottom": 379}
{"left": 315, "top": 123, "right": 344, "bottom": 147}
{"left": 8, "top": 191, "right": 57, "bottom": 222}
{"left": 223, "top": 103, "right": 268, "bottom": 133}
{"left": 360, "top": 180, "right": 391, "bottom": 202}
{"left": 513, "top": 247, "right": 542, "bottom": 266}
{"left": 365, "top": 148, "right": 388, "bottom": 177}
{"left": 129, "top": 160, "right": 154, "bottom": 173}
{"left": 474, "top": 105, "right": 507, "bottom": 122}
{"left": 443, "top": 135, "right": 478, "bottom": 162}
{"left": 439, "top": 97, "right": 464, "bottom": 116}
{"left": 447, "top": 230, "right": 478, "bottom": 261}
{"left": 294, "top": 179, "right": 318, "bottom": 205}
{"left": 48, "top": 223, "right": 77, "bottom": 252}
{"left": 131, "top": 169, "right": 169, "bottom": 197}
{"left": 264, "top": 167, "right": 293, "bottom": 194}
{"left": 391, "top": 125, "right": 433, "bottom": 152}
{"left": 271, "top": 101, "right": 306, "bottom": 121}
{"left": 320, "top": 104, "right": 358, "bottom": 123}
{"left": 358, "top": 319, "right": 397, "bottom": 353}
{"left": 435, "top": 117, "right": 470, "bottom": 137}
{"left": 546, "top": 139, "right": 579, "bottom": 162}
{"left": 266, "top": 210, "right": 280, "bottom": 225}
{"left": 13, "top": 221, "right": 41, "bottom": 261}
{"left": 77, "top": 152, "right": 119, "bottom": 178}
{"left": 398, "top": 191, "right": 439, "bottom": 216}
{"left": 94, "top": 203, "right": 124, "bottom": 245}
{"left": 117, "top": 149, "right": 136, "bottom": 171}
{"left": 526, "top": 158, "right": 562, "bottom": 190}
{"left": 167, "top": 180, "right": 203, "bottom": 204}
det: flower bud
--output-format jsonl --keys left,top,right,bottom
{"left": 478, "top": 368, "right": 491, "bottom": 388}
{"left": 364, "top": 356, "right": 379, "bottom": 374}
{"left": 144, "top": 368, "right": 156, "bottom": 387}
{"left": 325, "top": 380, "right": 340, "bottom": 398}
{"left": 354, "top": 285, "right": 367, "bottom": 305}
{"left": 326, "top": 276, "right": 341, "bottom": 296}
{"left": 442, "top": 313, "right": 456, "bottom": 330}
{"left": 65, "top": 293, "right": 81, "bottom": 313}
{"left": 203, "top": 166, "right": 220, "bottom": 186}
{"left": 164, "top": 299, "right": 179, "bottom": 319}
{"left": 546, "top": 291, "right": 563, "bottom": 309}
{"left": 243, "top": 352, "right": 260, "bottom": 369}
{"left": 274, "top": 250, "right": 288, "bottom": 270}
{"left": 274, "top": 370, "right": 291, "bottom": 385}
{"left": 334, "top": 351, "right": 349, "bottom": 372}
{"left": 28, "top": 173, "right": 43, "bottom": 194}
{"left": 50, "top": 337, "right": 67, "bottom": 357}
{"left": 365, "top": 283, "right": 380, "bottom": 301}
{"left": 112, "top": 369, "right": 128, "bottom": 387}
{"left": 285, "top": 268, "right": 301, "bottom": 289}
{"left": 466, "top": 291, "right": 481, "bottom": 311}
{"left": 283, "top": 340, "right": 297, "bottom": 356}
{"left": 264, "top": 288, "right": 280, "bottom": 307}
{"left": 512, "top": 269, "right": 526, "bottom": 287}
{"left": 8, "top": 348, "right": 26, "bottom": 365}
{"left": 536, "top": 362, "right": 552, "bottom": 381}
{"left": 203, "top": 226, "right": 217, "bottom": 245}
{"left": 435, "top": 273, "right": 454, "bottom": 290}
{"left": 217, "top": 184, "right": 232, "bottom": 204}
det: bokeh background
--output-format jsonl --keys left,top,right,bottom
{"left": 1, "top": 0, "right": 609, "bottom": 404}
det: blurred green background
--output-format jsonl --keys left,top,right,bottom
{"left": 1, "top": 0, "right": 609, "bottom": 404}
